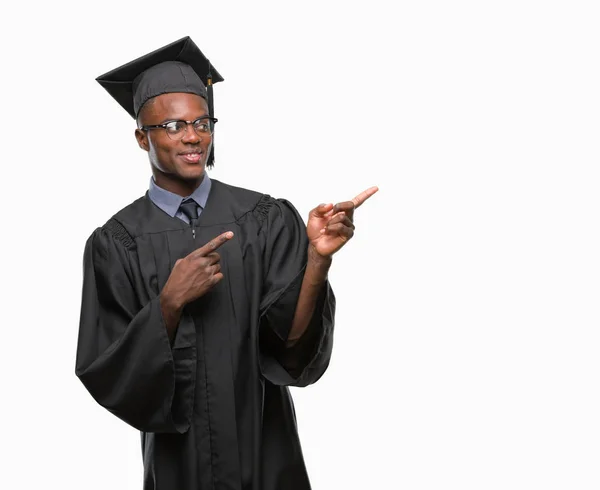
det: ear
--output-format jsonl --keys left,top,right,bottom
{"left": 135, "top": 128, "right": 149, "bottom": 152}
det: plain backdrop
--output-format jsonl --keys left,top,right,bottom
{"left": 1, "top": 1, "right": 599, "bottom": 489}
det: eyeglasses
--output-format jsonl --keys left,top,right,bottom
{"left": 140, "top": 116, "right": 218, "bottom": 140}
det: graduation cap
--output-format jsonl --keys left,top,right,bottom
{"left": 96, "top": 36, "right": 224, "bottom": 167}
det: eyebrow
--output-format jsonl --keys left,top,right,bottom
{"left": 158, "top": 114, "right": 210, "bottom": 125}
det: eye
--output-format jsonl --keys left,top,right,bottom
{"left": 165, "top": 121, "right": 186, "bottom": 134}
{"left": 193, "top": 120, "right": 211, "bottom": 133}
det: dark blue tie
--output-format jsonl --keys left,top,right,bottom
{"left": 179, "top": 199, "right": 199, "bottom": 225}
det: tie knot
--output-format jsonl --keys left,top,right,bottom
{"left": 179, "top": 199, "right": 199, "bottom": 221}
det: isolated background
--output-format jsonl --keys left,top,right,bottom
{"left": 1, "top": 1, "right": 599, "bottom": 489}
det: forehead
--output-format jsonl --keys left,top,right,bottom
{"left": 144, "top": 92, "right": 208, "bottom": 122}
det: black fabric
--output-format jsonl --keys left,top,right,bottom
{"left": 75, "top": 179, "right": 335, "bottom": 490}
{"left": 132, "top": 61, "right": 207, "bottom": 117}
{"left": 96, "top": 36, "right": 223, "bottom": 119}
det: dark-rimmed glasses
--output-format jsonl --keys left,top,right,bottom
{"left": 140, "top": 116, "right": 218, "bottom": 140}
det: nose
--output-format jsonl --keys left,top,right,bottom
{"left": 181, "top": 123, "right": 201, "bottom": 144}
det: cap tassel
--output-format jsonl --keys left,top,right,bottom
{"left": 207, "top": 61, "right": 215, "bottom": 168}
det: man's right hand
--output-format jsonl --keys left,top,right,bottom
{"left": 160, "top": 231, "right": 234, "bottom": 340}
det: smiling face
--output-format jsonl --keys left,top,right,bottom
{"left": 135, "top": 92, "right": 212, "bottom": 196}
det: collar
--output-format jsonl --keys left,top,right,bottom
{"left": 148, "top": 173, "right": 212, "bottom": 217}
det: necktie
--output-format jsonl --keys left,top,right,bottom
{"left": 179, "top": 199, "right": 199, "bottom": 225}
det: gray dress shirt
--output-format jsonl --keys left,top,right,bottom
{"left": 148, "top": 174, "right": 212, "bottom": 224}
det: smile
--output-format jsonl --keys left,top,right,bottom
{"left": 179, "top": 152, "right": 203, "bottom": 163}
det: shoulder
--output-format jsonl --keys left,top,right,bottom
{"left": 212, "top": 179, "right": 263, "bottom": 204}
{"left": 88, "top": 196, "right": 147, "bottom": 251}
{"left": 213, "top": 180, "right": 303, "bottom": 226}
{"left": 111, "top": 194, "right": 150, "bottom": 231}
{"left": 211, "top": 179, "right": 266, "bottom": 216}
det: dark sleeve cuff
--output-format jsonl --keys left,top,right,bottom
{"left": 259, "top": 281, "right": 335, "bottom": 387}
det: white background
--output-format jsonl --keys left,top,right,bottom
{"left": 1, "top": 1, "right": 599, "bottom": 489}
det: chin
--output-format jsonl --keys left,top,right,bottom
{"left": 178, "top": 165, "right": 205, "bottom": 181}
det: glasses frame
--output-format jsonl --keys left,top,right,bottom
{"left": 140, "top": 116, "right": 218, "bottom": 140}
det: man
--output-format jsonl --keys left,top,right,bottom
{"left": 75, "top": 36, "right": 377, "bottom": 490}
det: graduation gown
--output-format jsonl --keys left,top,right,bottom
{"left": 75, "top": 179, "right": 335, "bottom": 490}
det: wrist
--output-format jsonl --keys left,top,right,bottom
{"left": 307, "top": 245, "right": 332, "bottom": 277}
{"left": 160, "top": 289, "right": 184, "bottom": 314}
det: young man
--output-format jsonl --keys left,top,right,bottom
{"left": 75, "top": 36, "right": 377, "bottom": 490}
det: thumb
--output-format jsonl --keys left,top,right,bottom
{"left": 309, "top": 202, "right": 333, "bottom": 218}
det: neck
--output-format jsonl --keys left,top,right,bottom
{"left": 153, "top": 171, "right": 205, "bottom": 197}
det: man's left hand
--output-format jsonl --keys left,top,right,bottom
{"left": 307, "top": 186, "right": 379, "bottom": 259}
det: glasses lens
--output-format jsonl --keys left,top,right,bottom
{"left": 165, "top": 121, "right": 186, "bottom": 140}
{"left": 163, "top": 119, "right": 215, "bottom": 140}
{"left": 193, "top": 119, "right": 212, "bottom": 135}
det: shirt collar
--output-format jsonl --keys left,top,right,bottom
{"left": 148, "top": 173, "right": 212, "bottom": 217}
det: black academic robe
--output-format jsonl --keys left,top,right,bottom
{"left": 75, "top": 179, "right": 335, "bottom": 490}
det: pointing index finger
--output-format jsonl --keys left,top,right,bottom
{"left": 352, "top": 186, "right": 379, "bottom": 209}
{"left": 195, "top": 231, "right": 234, "bottom": 257}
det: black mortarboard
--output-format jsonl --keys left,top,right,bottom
{"left": 96, "top": 36, "right": 224, "bottom": 166}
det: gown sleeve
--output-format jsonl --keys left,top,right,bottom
{"left": 257, "top": 198, "right": 336, "bottom": 388}
{"left": 75, "top": 224, "right": 196, "bottom": 433}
